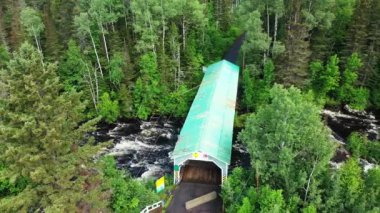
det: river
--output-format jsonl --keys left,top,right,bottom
{"left": 93, "top": 105, "right": 379, "bottom": 179}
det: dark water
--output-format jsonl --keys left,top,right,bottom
{"left": 94, "top": 106, "right": 378, "bottom": 179}
{"left": 94, "top": 118, "right": 250, "bottom": 179}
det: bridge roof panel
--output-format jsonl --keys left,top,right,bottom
{"left": 172, "top": 60, "right": 239, "bottom": 165}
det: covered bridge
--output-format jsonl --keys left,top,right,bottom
{"left": 171, "top": 60, "right": 240, "bottom": 185}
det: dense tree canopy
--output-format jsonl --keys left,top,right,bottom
{"left": 239, "top": 85, "right": 335, "bottom": 205}
{"left": 0, "top": 43, "right": 106, "bottom": 211}
{"left": 0, "top": 0, "right": 379, "bottom": 212}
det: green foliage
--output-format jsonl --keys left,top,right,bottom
{"left": 337, "top": 158, "right": 364, "bottom": 210}
{"left": 258, "top": 185, "right": 285, "bottom": 213}
{"left": 241, "top": 66, "right": 255, "bottom": 111}
{"left": 364, "top": 168, "right": 380, "bottom": 211}
{"left": 222, "top": 168, "right": 287, "bottom": 213}
{"left": 58, "top": 40, "right": 86, "bottom": 91}
{"left": 108, "top": 53, "right": 125, "bottom": 88}
{"left": 347, "top": 132, "right": 368, "bottom": 159}
{"left": 309, "top": 55, "right": 340, "bottom": 99}
{"left": 302, "top": 205, "right": 317, "bottom": 213}
{"left": 347, "top": 132, "right": 380, "bottom": 163}
{"left": 238, "top": 9, "right": 270, "bottom": 62}
{"left": 239, "top": 84, "right": 335, "bottom": 204}
{"left": 0, "top": 176, "right": 29, "bottom": 197}
{"left": 99, "top": 92, "right": 120, "bottom": 123}
{"left": 221, "top": 167, "right": 251, "bottom": 212}
{"left": 338, "top": 53, "right": 369, "bottom": 110}
{"left": 241, "top": 60, "right": 274, "bottom": 112}
{"left": 237, "top": 197, "right": 253, "bottom": 213}
{"left": 0, "top": 45, "right": 9, "bottom": 69}
{"left": 1, "top": 1, "right": 380, "bottom": 212}
{"left": 160, "top": 85, "right": 193, "bottom": 117}
{"left": 20, "top": 7, "right": 44, "bottom": 42}
{"left": 133, "top": 53, "right": 162, "bottom": 120}
{"left": 0, "top": 43, "right": 107, "bottom": 211}
{"left": 101, "top": 156, "right": 159, "bottom": 213}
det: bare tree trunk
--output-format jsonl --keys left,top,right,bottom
{"left": 33, "top": 33, "right": 41, "bottom": 53}
{"left": 304, "top": 162, "right": 317, "bottom": 202}
{"left": 84, "top": 62, "right": 98, "bottom": 111}
{"left": 177, "top": 45, "right": 181, "bottom": 90}
{"left": 161, "top": 0, "right": 165, "bottom": 54}
{"left": 274, "top": 13, "right": 278, "bottom": 45}
{"left": 266, "top": 3, "right": 270, "bottom": 40}
{"left": 100, "top": 24, "right": 110, "bottom": 63}
{"left": 147, "top": 12, "right": 156, "bottom": 55}
{"left": 182, "top": 17, "right": 186, "bottom": 50}
{"left": 89, "top": 30, "right": 104, "bottom": 78}
{"left": 33, "top": 33, "right": 44, "bottom": 66}
{"left": 266, "top": 2, "right": 270, "bottom": 57}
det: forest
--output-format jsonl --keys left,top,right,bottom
{"left": 0, "top": 0, "right": 379, "bottom": 212}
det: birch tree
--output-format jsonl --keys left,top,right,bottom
{"left": 130, "top": 0, "right": 160, "bottom": 54}
{"left": 20, "top": 7, "right": 44, "bottom": 56}
{"left": 74, "top": 12, "right": 104, "bottom": 77}
{"left": 88, "top": 0, "right": 123, "bottom": 63}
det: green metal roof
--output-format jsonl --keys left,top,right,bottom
{"left": 172, "top": 60, "right": 240, "bottom": 165}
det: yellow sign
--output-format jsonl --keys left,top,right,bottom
{"left": 155, "top": 176, "right": 165, "bottom": 193}
{"left": 193, "top": 152, "right": 199, "bottom": 158}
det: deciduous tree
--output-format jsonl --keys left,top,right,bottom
{"left": 239, "top": 85, "right": 335, "bottom": 205}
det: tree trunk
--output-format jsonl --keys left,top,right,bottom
{"left": 100, "top": 24, "right": 110, "bottom": 63}
{"left": 304, "top": 162, "right": 317, "bottom": 202}
{"left": 161, "top": 0, "right": 166, "bottom": 54}
{"left": 33, "top": 33, "right": 44, "bottom": 66}
{"left": 266, "top": 3, "right": 270, "bottom": 40}
{"left": 182, "top": 17, "right": 186, "bottom": 50}
{"left": 84, "top": 62, "right": 98, "bottom": 111}
{"left": 274, "top": 13, "right": 278, "bottom": 44}
{"left": 147, "top": 12, "right": 156, "bottom": 55}
{"left": 266, "top": 2, "right": 270, "bottom": 57}
{"left": 177, "top": 45, "right": 181, "bottom": 90}
{"left": 89, "top": 30, "right": 104, "bottom": 78}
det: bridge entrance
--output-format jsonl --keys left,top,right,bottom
{"left": 181, "top": 160, "right": 221, "bottom": 185}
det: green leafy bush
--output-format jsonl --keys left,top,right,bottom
{"left": 101, "top": 156, "right": 159, "bottom": 213}
{"left": 99, "top": 92, "right": 120, "bottom": 123}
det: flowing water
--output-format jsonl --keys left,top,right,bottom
{"left": 94, "top": 106, "right": 379, "bottom": 179}
{"left": 94, "top": 118, "right": 250, "bottom": 179}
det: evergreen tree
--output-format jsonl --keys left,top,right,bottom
{"left": 276, "top": 0, "right": 335, "bottom": 88}
{"left": 133, "top": 53, "right": 162, "bottom": 120}
{"left": 58, "top": 40, "right": 86, "bottom": 92}
{"left": 107, "top": 52, "right": 125, "bottom": 89}
{"left": 0, "top": 43, "right": 107, "bottom": 212}
{"left": 309, "top": 55, "right": 340, "bottom": 101}
{"left": 337, "top": 158, "right": 364, "bottom": 211}
{"left": 98, "top": 92, "right": 119, "bottom": 123}
{"left": 338, "top": 53, "right": 369, "bottom": 110}
{"left": 0, "top": 44, "right": 9, "bottom": 68}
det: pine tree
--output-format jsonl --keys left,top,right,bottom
{"left": 0, "top": 43, "right": 107, "bottom": 212}
{"left": 276, "top": 0, "right": 335, "bottom": 88}
{"left": 133, "top": 53, "right": 162, "bottom": 119}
